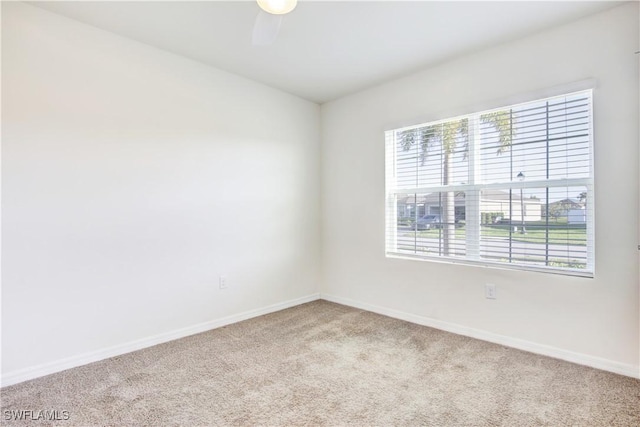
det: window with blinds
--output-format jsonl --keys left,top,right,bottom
{"left": 385, "top": 90, "right": 594, "bottom": 276}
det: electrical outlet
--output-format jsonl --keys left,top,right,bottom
{"left": 219, "top": 276, "right": 228, "bottom": 290}
{"left": 485, "top": 283, "right": 497, "bottom": 299}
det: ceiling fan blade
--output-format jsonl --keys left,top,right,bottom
{"left": 252, "top": 11, "right": 283, "bottom": 46}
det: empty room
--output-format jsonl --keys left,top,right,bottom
{"left": 1, "top": 0, "right": 639, "bottom": 425}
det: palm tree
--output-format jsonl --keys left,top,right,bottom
{"left": 578, "top": 191, "right": 587, "bottom": 205}
{"left": 399, "top": 120, "right": 468, "bottom": 255}
{"left": 399, "top": 111, "right": 512, "bottom": 255}
{"left": 480, "top": 111, "right": 513, "bottom": 155}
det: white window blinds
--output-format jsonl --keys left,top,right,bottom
{"left": 385, "top": 90, "right": 594, "bottom": 276}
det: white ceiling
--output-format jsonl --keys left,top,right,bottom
{"left": 30, "top": 1, "right": 622, "bottom": 104}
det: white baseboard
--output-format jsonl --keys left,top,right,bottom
{"left": 321, "top": 293, "right": 640, "bottom": 379}
{"left": 4, "top": 292, "right": 637, "bottom": 387}
{"left": 1, "top": 293, "right": 321, "bottom": 387}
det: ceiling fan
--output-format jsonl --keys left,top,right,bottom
{"left": 252, "top": 0, "right": 297, "bottom": 46}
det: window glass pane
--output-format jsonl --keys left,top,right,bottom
{"left": 479, "top": 186, "right": 588, "bottom": 270}
{"left": 391, "top": 192, "right": 467, "bottom": 258}
{"left": 395, "top": 119, "right": 469, "bottom": 189}
{"left": 479, "top": 94, "right": 591, "bottom": 184}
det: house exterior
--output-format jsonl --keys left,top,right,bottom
{"left": 397, "top": 190, "right": 542, "bottom": 222}
{"left": 544, "top": 198, "right": 585, "bottom": 222}
{"left": 568, "top": 208, "right": 587, "bottom": 224}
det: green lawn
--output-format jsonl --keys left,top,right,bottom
{"left": 403, "top": 224, "right": 586, "bottom": 246}
{"left": 482, "top": 226, "right": 586, "bottom": 246}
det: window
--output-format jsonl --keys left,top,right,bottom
{"left": 385, "top": 90, "right": 594, "bottom": 276}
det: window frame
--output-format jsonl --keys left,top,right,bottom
{"left": 384, "top": 89, "right": 595, "bottom": 278}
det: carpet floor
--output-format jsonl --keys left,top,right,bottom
{"left": 1, "top": 300, "right": 639, "bottom": 426}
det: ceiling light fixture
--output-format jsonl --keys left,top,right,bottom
{"left": 257, "top": 0, "right": 297, "bottom": 15}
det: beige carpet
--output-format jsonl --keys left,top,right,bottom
{"left": 1, "top": 300, "right": 639, "bottom": 426}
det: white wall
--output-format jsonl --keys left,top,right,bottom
{"left": 2, "top": 2, "right": 320, "bottom": 379}
{"left": 321, "top": 3, "right": 639, "bottom": 375}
